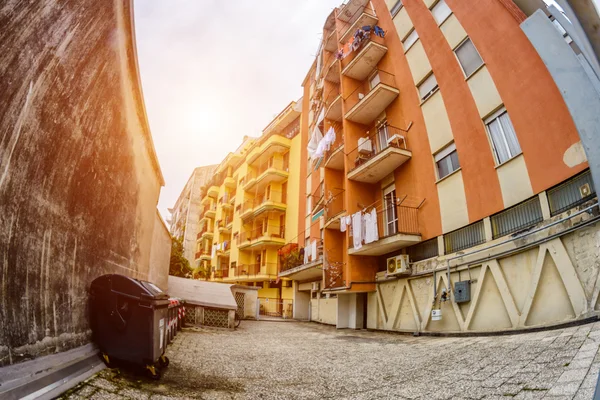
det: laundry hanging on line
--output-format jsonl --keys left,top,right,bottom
{"left": 334, "top": 25, "right": 386, "bottom": 61}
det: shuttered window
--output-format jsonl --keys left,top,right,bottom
{"left": 390, "top": 0, "right": 403, "bottom": 17}
{"left": 431, "top": 0, "right": 452, "bottom": 25}
{"left": 403, "top": 29, "right": 419, "bottom": 51}
{"left": 434, "top": 143, "right": 460, "bottom": 180}
{"left": 455, "top": 38, "right": 484, "bottom": 77}
{"left": 418, "top": 73, "right": 438, "bottom": 102}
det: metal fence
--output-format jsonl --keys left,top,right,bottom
{"left": 407, "top": 237, "right": 439, "bottom": 262}
{"left": 548, "top": 169, "right": 596, "bottom": 216}
{"left": 444, "top": 221, "right": 486, "bottom": 254}
{"left": 346, "top": 123, "right": 409, "bottom": 174}
{"left": 258, "top": 298, "right": 293, "bottom": 318}
{"left": 491, "top": 196, "right": 543, "bottom": 239}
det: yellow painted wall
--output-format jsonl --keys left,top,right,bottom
{"left": 440, "top": 14, "right": 467, "bottom": 50}
{"left": 311, "top": 297, "right": 337, "bottom": 325}
{"left": 437, "top": 170, "right": 469, "bottom": 233}
{"left": 405, "top": 40, "right": 432, "bottom": 84}
{"left": 282, "top": 286, "right": 293, "bottom": 300}
{"left": 392, "top": 7, "right": 414, "bottom": 40}
{"left": 496, "top": 154, "right": 534, "bottom": 208}
{"left": 421, "top": 91, "right": 454, "bottom": 153}
{"left": 258, "top": 288, "right": 279, "bottom": 299}
{"left": 467, "top": 66, "right": 503, "bottom": 118}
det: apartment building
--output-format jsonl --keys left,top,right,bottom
{"left": 195, "top": 101, "right": 303, "bottom": 317}
{"left": 168, "top": 165, "right": 217, "bottom": 266}
{"left": 279, "top": 0, "right": 600, "bottom": 332}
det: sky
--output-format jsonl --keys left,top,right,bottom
{"left": 134, "top": 0, "right": 340, "bottom": 220}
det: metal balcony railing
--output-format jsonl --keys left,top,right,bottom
{"left": 346, "top": 123, "right": 409, "bottom": 174}
{"left": 214, "top": 269, "right": 229, "bottom": 279}
{"left": 348, "top": 204, "right": 419, "bottom": 250}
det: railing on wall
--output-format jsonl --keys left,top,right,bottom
{"left": 343, "top": 70, "right": 397, "bottom": 113}
{"left": 444, "top": 221, "right": 486, "bottom": 254}
{"left": 346, "top": 124, "right": 409, "bottom": 174}
{"left": 348, "top": 205, "right": 419, "bottom": 249}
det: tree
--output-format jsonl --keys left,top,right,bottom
{"left": 169, "top": 236, "right": 191, "bottom": 277}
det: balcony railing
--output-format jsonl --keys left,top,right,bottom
{"left": 214, "top": 269, "right": 229, "bottom": 279}
{"left": 325, "top": 190, "right": 345, "bottom": 222}
{"left": 341, "top": 32, "right": 387, "bottom": 81}
{"left": 235, "top": 263, "right": 261, "bottom": 277}
{"left": 312, "top": 183, "right": 324, "bottom": 208}
{"left": 238, "top": 225, "right": 285, "bottom": 246}
{"left": 348, "top": 205, "right": 420, "bottom": 251}
{"left": 346, "top": 124, "right": 410, "bottom": 176}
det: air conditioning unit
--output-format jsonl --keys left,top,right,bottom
{"left": 358, "top": 137, "right": 372, "bottom": 154}
{"left": 386, "top": 255, "right": 410, "bottom": 277}
{"left": 312, "top": 281, "right": 320, "bottom": 291}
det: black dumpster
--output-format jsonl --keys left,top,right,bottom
{"left": 90, "top": 274, "right": 170, "bottom": 379}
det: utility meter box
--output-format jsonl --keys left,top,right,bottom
{"left": 454, "top": 281, "right": 471, "bottom": 303}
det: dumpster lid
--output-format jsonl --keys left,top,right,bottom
{"left": 91, "top": 274, "right": 169, "bottom": 300}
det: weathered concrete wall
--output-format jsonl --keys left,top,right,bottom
{"left": 149, "top": 210, "right": 171, "bottom": 291}
{"left": 0, "top": 0, "right": 164, "bottom": 365}
{"left": 368, "top": 207, "right": 600, "bottom": 334}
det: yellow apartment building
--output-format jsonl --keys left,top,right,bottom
{"left": 194, "top": 100, "right": 303, "bottom": 318}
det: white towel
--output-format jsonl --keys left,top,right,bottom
{"left": 371, "top": 208, "right": 379, "bottom": 241}
{"left": 352, "top": 212, "right": 362, "bottom": 250}
{"left": 311, "top": 239, "right": 318, "bottom": 262}
{"left": 340, "top": 215, "right": 346, "bottom": 232}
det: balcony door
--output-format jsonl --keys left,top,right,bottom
{"left": 377, "top": 123, "right": 389, "bottom": 152}
{"left": 383, "top": 185, "right": 398, "bottom": 236}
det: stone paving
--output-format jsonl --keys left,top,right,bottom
{"left": 58, "top": 320, "right": 600, "bottom": 399}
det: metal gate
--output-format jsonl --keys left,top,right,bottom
{"left": 234, "top": 292, "right": 245, "bottom": 318}
{"left": 258, "top": 298, "right": 293, "bottom": 318}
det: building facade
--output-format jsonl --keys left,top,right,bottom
{"left": 169, "top": 165, "right": 217, "bottom": 266}
{"left": 194, "top": 101, "right": 303, "bottom": 317}
{"left": 279, "top": 0, "right": 600, "bottom": 332}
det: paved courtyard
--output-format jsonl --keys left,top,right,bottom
{"left": 59, "top": 320, "right": 600, "bottom": 399}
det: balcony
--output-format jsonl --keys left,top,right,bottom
{"left": 337, "top": 0, "right": 370, "bottom": 23}
{"left": 324, "top": 192, "right": 345, "bottom": 230}
{"left": 239, "top": 199, "right": 255, "bottom": 221}
{"left": 234, "top": 263, "right": 277, "bottom": 280}
{"left": 214, "top": 268, "right": 229, "bottom": 279}
{"left": 237, "top": 226, "right": 286, "bottom": 250}
{"left": 348, "top": 205, "right": 421, "bottom": 256}
{"left": 339, "top": 11, "right": 378, "bottom": 45}
{"left": 207, "top": 186, "right": 219, "bottom": 198}
{"left": 198, "top": 250, "right": 212, "bottom": 261}
{"left": 324, "top": 91, "right": 342, "bottom": 122}
{"left": 324, "top": 131, "right": 344, "bottom": 170}
{"left": 204, "top": 204, "right": 217, "bottom": 219}
{"left": 219, "top": 193, "right": 233, "bottom": 209}
{"left": 278, "top": 239, "right": 323, "bottom": 281}
{"left": 244, "top": 159, "right": 289, "bottom": 192}
{"left": 224, "top": 176, "right": 236, "bottom": 189}
{"left": 324, "top": 29, "right": 337, "bottom": 53}
{"left": 200, "top": 227, "right": 214, "bottom": 240}
{"left": 252, "top": 191, "right": 287, "bottom": 218}
{"left": 341, "top": 34, "right": 387, "bottom": 81}
{"left": 312, "top": 182, "right": 325, "bottom": 212}
{"left": 347, "top": 125, "right": 412, "bottom": 183}
{"left": 242, "top": 171, "right": 257, "bottom": 192}
{"left": 201, "top": 194, "right": 211, "bottom": 206}
{"left": 324, "top": 58, "right": 340, "bottom": 83}
{"left": 344, "top": 70, "right": 399, "bottom": 125}
{"left": 247, "top": 135, "right": 291, "bottom": 166}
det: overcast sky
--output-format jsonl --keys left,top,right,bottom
{"left": 134, "top": 0, "right": 340, "bottom": 220}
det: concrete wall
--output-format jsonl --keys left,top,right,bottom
{"left": 368, "top": 209, "right": 600, "bottom": 334}
{"left": 230, "top": 286, "right": 259, "bottom": 319}
{"left": 149, "top": 210, "right": 171, "bottom": 291}
{"left": 310, "top": 297, "right": 337, "bottom": 325}
{"left": 0, "top": 0, "right": 163, "bottom": 366}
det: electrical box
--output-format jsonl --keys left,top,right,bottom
{"left": 454, "top": 281, "right": 471, "bottom": 303}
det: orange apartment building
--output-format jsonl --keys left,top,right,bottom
{"left": 279, "top": 0, "right": 600, "bottom": 333}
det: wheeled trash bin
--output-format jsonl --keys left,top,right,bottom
{"left": 90, "top": 274, "right": 170, "bottom": 379}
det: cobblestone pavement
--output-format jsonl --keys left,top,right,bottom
{"left": 59, "top": 321, "right": 600, "bottom": 399}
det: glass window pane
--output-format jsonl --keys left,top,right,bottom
{"left": 449, "top": 150, "right": 460, "bottom": 171}
{"left": 487, "top": 118, "right": 510, "bottom": 164}
{"left": 431, "top": 0, "right": 452, "bottom": 25}
{"left": 455, "top": 39, "right": 483, "bottom": 77}
{"left": 390, "top": 0, "right": 403, "bottom": 17}
{"left": 498, "top": 112, "right": 521, "bottom": 158}
{"left": 418, "top": 74, "right": 438, "bottom": 101}
{"left": 403, "top": 29, "right": 419, "bottom": 51}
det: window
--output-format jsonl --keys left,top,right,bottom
{"left": 418, "top": 73, "right": 438, "bottom": 102}
{"left": 431, "top": 0, "right": 452, "bottom": 25}
{"left": 548, "top": 169, "right": 596, "bottom": 216}
{"left": 403, "top": 29, "right": 419, "bottom": 51}
{"left": 444, "top": 221, "right": 485, "bottom": 254}
{"left": 485, "top": 108, "right": 521, "bottom": 165}
{"left": 383, "top": 185, "right": 398, "bottom": 236}
{"left": 490, "top": 197, "right": 543, "bottom": 239}
{"left": 455, "top": 38, "right": 483, "bottom": 77}
{"left": 377, "top": 123, "right": 389, "bottom": 152}
{"left": 369, "top": 72, "right": 381, "bottom": 89}
{"left": 390, "top": 0, "right": 403, "bottom": 17}
{"left": 434, "top": 143, "right": 460, "bottom": 180}
{"left": 306, "top": 195, "right": 312, "bottom": 216}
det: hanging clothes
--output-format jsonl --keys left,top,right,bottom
{"left": 374, "top": 25, "right": 385, "bottom": 38}
{"left": 340, "top": 215, "right": 346, "bottom": 232}
{"left": 371, "top": 208, "right": 379, "bottom": 242}
{"left": 352, "top": 212, "right": 362, "bottom": 250}
{"left": 304, "top": 244, "right": 310, "bottom": 264}
{"left": 307, "top": 125, "right": 323, "bottom": 159}
{"left": 311, "top": 240, "right": 318, "bottom": 262}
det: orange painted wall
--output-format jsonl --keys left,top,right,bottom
{"left": 297, "top": 81, "right": 311, "bottom": 243}
{"left": 371, "top": 0, "right": 443, "bottom": 240}
{"left": 446, "top": 0, "right": 586, "bottom": 193}
{"left": 403, "top": 0, "right": 504, "bottom": 222}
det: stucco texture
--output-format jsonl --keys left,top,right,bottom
{"left": 0, "top": 0, "right": 163, "bottom": 365}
